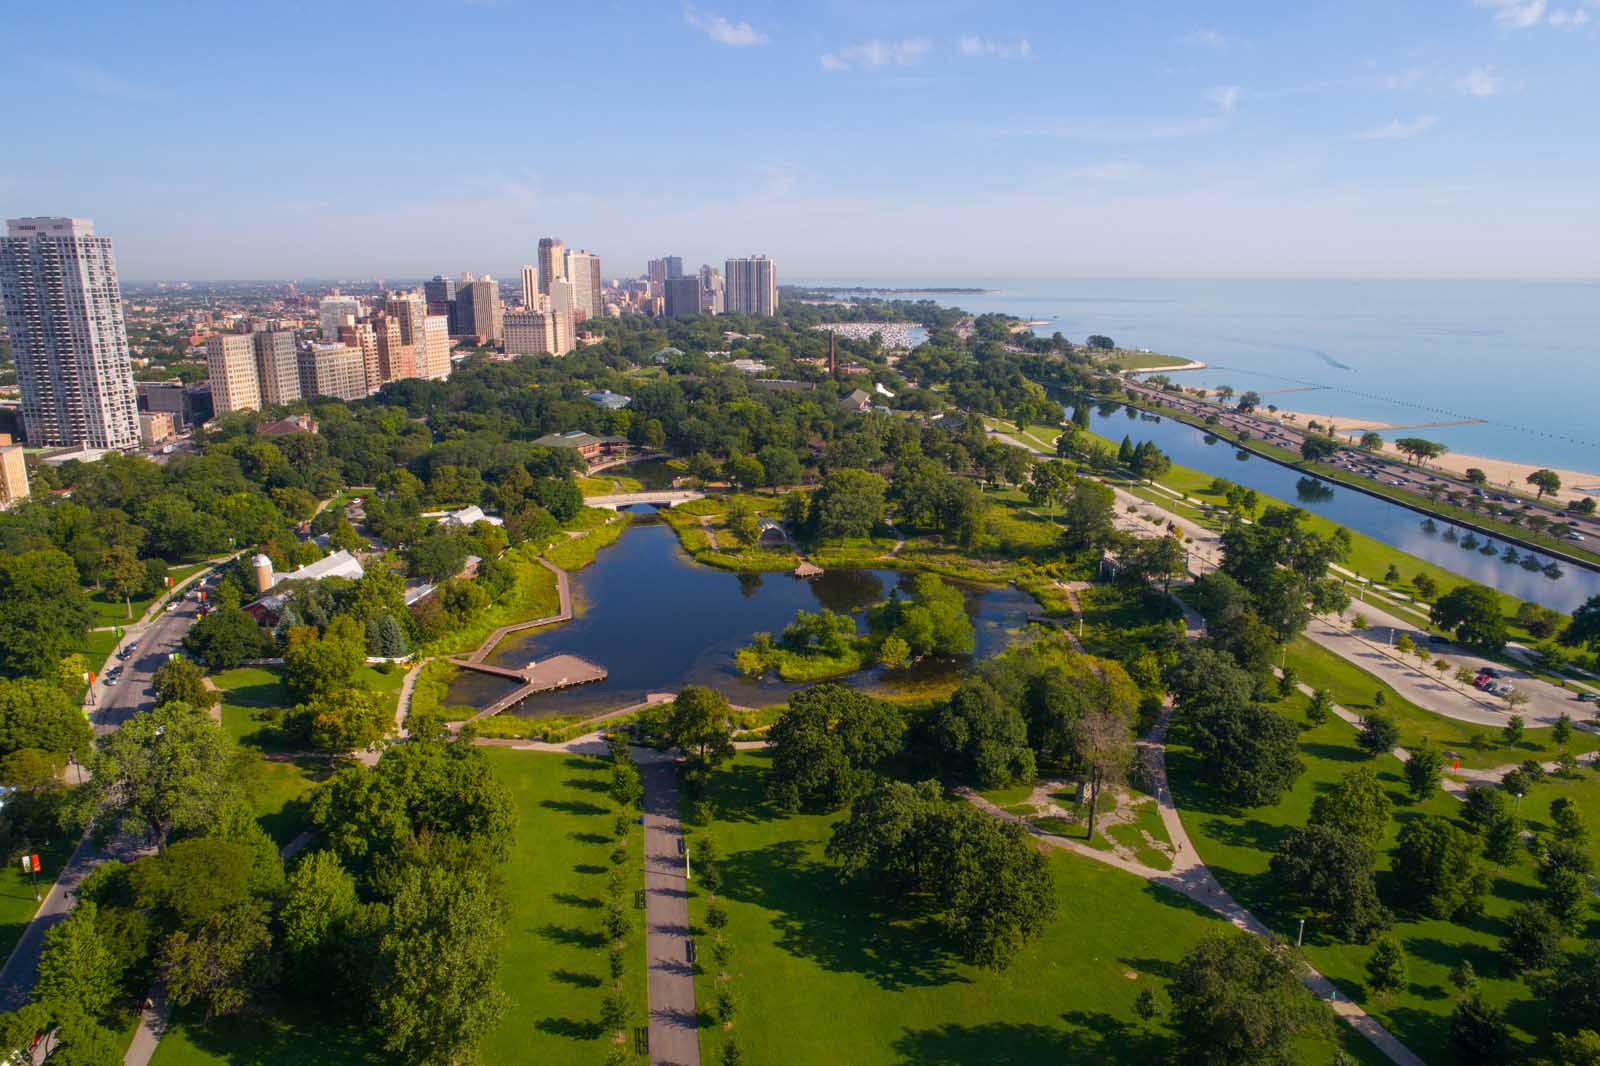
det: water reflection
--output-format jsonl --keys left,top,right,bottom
{"left": 445, "top": 515, "right": 1038, "bottom": 718}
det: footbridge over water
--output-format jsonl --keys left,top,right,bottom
{"left": 585, "top": 490, "right": 706, "bottom": 510}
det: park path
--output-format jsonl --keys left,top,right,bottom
{"left": 960, "top": 702, "right": 1426, "bottom": 1066}
{"left": 638, "top": 755, "right": 700, "bottom": 1066}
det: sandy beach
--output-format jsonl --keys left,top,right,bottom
{"left": 1260, "top": 408, "right": 1600, "bottom": 502}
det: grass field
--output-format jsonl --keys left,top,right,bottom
{"left": 544, "top": 513, "right": 631, "bottom": 571}
{"left": 417, "top": 545, "right": 563, "bottom": 657}
{"left": 0, "top": 833, "right": 79, "bottom": 965}
{"left": 687, "top": 750, "right": 1380, "bottom": 1065}
{"left": 149, "top": 1003, "right": 384, "bottom": 1065}
{"left": 1167, "top": 693, "right": 1600, "bottom": 1061}
{"left": 479, "top": 748, "right": 648, "bottom": 1065}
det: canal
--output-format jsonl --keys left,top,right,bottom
{"left": 1084, "top": 403, "right": 1600, "bottom": 612}
{"left": 446, "top": 512, "right": 1041, "bottom": 718}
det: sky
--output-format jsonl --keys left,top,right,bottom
{"left": 5, "top": 0, "right": 1599, "bottom": 281}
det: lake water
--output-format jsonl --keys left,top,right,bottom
{"left": 1084, "top": 403, "right": 1600, "bottom": 612}
{"left": 810, "top": 278, "right": 1600, "bottom": 475}
{"left": 445, "top": 512, "right": 1040, "bottom": 718}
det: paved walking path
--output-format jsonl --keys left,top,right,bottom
{"left": 960, "top": 703, "right": 1426, "bottom": 1066}
{"left": 638, "top": 756, "right": 700, "bottom": 1066}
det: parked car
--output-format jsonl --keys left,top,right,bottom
{"left": 1576, "top": 692, "right": 1599, "bottom": 703}
{"left": 1479, "top": 668, "right": 1501, "bottom": 679}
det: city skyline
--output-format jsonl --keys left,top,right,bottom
{"left": 6, "top": 2, "right": 1600, "bottom": 280}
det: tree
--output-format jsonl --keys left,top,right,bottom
{"left": 1308, "top": 765, "right": 1392, "bottom": 849}
{"left": 1540, "top": 942, "right": 1600, "bottom": 1039}
{"left": 1270, "top": 824, "right": 1390, "bottom": 942}
{"left": 373, "top": 863, "right": 504, "bottom": 1066}
{"left": 1133, "top": 988, "right": 1160, "bottom": 1025}
{"left": 1357, "top": 714, "right": 1400, "bottom": 758}
{"left": 160, "top": 899, "right": 274, "bottom": 1020}
{"left": 0, "top": 549, "right": 92, "bottom": 679}
{"left": 1365, "top": 937, "right": 1408, "bottom": 998}
{"left": 1551, "top": 797, "right": 1589, "bottom": 845}
{"left": 1404, "top": 741, "right": 1445, "bottom": 801}
{"left": 1391, "top": 816, "right": 1490, "bottom": 920}
{"left": 1299, "top": 434, "right": 1339, "bottom": 463}
{"left": 1501, "top": 903, "right": 1562, "bottom": 971}
{"left": 298, "top": 687, "right": 389, "bottom": 752}
{"left": 1167, "top": 929, "right": 1321, "bottom": 1066}
{"left": 101, "top": 544, "right": 146, "bottom": 619}
{"left": 767, "top": 684, "right": 902, "bottom": 812}
{"left": 1075, "top": 697, "right": 1135, "bottom": 843}
{"left": 78, "top": 702, "right": 237, "bottom": 851}
{"left": 609, "top": 758, "right": 643, "bottom": 812}
{"left": 1359, "top": 431, "right": 1383, "bottom": 451}
{"left": 1394, "top": 437, "right": 1446, "bottom": 466}
{"left": 809, "top": 469, "right": 886, "bottom": 542}
{"left": 183, "top": 607, "right": 268, "bottom": 670}
{"left": 1564, "top": 595, "right": 1600, "bottom": 651}
{"left": 0, "top": 677, "right": 93, "bottom": 759}
{"left": 151, "top": 657, "right": 218, "bottom": 714}
{"left": 1058, "top": 478, "right": 1116, "bottom": 552}
{"left": 1501, "top": 714, "right": 1525, "bottom": 747}
{"left": 757, "top": 445, "right": 802, "bottom": 489}
{"left": 666, "top": 686, "right": 735, "bottom": 769}
{"left": 279, "top": 850, "right": 359, "bottom": 987}
{"left": 1449, "top": 993, "right": 1511, "bottom": 1066}
{"left": 1306, "top": 687, "right": 1333, "bottom": 725}
{"left": 35, "top": 901, "right": 121, "bottom": 1022}
{"left": 930, "top": 679, "right": 1035, "bottom": 790}
{"left": 1430, "top": 585, "right": 1509, "bottom": 652}
{"left": 1550, "top": 1031, "right": 1600, "bottom": 1066}
{"left": 281, "top": 616, "right": 366, "bottom": 704}
{"left": 1554, "top": 713, "right": 1574, "bottom": 746}
{"left": 1527, "top": 469, "right": 1562, "bottom": 500}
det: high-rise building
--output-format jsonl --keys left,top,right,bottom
{"left": 537, "top": 238, "right": 565, "bottom": 295}
{"left": 664, "top": 276, "right": 703, "bottom": 318}
{"left": 699, "top": 265, "right": 725, "bottom": 314}
{"left": 337, "top": 322, "right": 381, "bottom": 394}
{"left": 253, "top": 330, "right": 301, "bottom": 406}
{"left": 520, "top": 264, "right": 538, "bottom": 308}
{"left": 418, "top": 315, "right": 452, "bottom": 379}
{"left": 374, "top": 313, "right": 415, "bottom": 383}
{"left": 0, "top": 444, "right": 29, "bottom": 507}
{"left": 318, "top": 295, "right": 361, "bottom": 339}
{"left": 503, "top": 309, "right": 575, "bottom": 357}
{"left": 205, "top": 333, "right": 262, "bottom": 413}
{"left": 298, "top": 342, "right": 368, "bottom": 401}
{"left": 0, "top": 217, "right": 140, "bottom": 449}
{"left": 725, "top": 255, "right": 778, "bottom": 316}
{"left": 646, "top": 258, "right": 668, "bottom": 293}
{"left": 423, "top": 275, "right": 457, "bottom": 332}
{"left": 563, "top": 249, "right": 602, "bottom": 321}
{"left": 453, "top": 278, "right": 502, "bottom": 343}
{"left": 665, "top": 256, "right": 684, "bottom": 279}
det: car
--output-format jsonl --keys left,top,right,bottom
{"left": 1479, "top": 668, "right": 1501, "bottom": 679}
{"left": 1576, "top": 692, "right": 1599, "bottom": 703}
{"left": 164, "top": 601, "right": 179, "bottom": 612}
{"left": 1570, "top": 532, "right": 1585, "bottom": 542}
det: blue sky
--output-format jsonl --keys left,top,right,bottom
{"left": 6, "top": 0, "right": 1598, "bottom": 280}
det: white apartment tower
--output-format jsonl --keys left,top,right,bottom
{"left": 318, "top": 294, "right": 361, "bottom": 339}
{"left": 0, "top": 217, "right": 140, "bottom": 449}
{"left": 520, "top": 264, "right": 538, "bottom": 309}
{"left": 205, "top": 333, "right": 263, "bottom": 414}
{"left": 563, "top": 249, "right": 603, "bottom": 321}
{"left": 537, "top": 237, "right": 565, "bottom": 295}
{"left": 725, "top": 255, "right": 778, "bottom": 316}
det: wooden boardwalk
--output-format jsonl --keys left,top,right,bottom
{"left": 462, "top": 556, "right": 573, "bottom": 663}
{"left": 450, "top": 654, "right": 608, "bottom": 721}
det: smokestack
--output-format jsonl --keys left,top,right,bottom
{"left": 252, "top": 553, "right": 275, "bottom": 594}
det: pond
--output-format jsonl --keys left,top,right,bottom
{"left": 445, "top": 511, "right": 1041, "bottom": 718}
{"left": 1084, "top": 403, "right": 1600, "bottom": 612}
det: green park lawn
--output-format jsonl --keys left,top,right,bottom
{"left": 478, "top": 748, "right": 648, "bottom": 1065}
{"left": 0, "top": 832, "right": 80, "bottom": 965}
{"left": 686, "top": 750, "right": 1378, "bottom": 1065}
{"left": 1284, "top": 636, "right": 1600, "bottom": 771}
{"left": 1168, "top": 694, "right": 1600, "bottom": 1062}
{"left": 416, "top": 546, "right": 563, "bottom": 657}
{"left": 149, "top": 1002, "right": 384, "bottom": 1066}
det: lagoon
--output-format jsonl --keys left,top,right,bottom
{"left": 445, "top": 512, "right": 1039, "bottom": 718}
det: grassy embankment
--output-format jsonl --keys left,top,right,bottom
{"left": 686, "top": 750, "right": 1382, "bottom": 1065}
{"left": 1168, "top": 686, "right": 1600, "bottom": 1061}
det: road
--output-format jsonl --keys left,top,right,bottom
{"left": 638, "top": 756, "right": 700, "bottom": 1066}
{"left": 0, "top": 595, "right": 202, "bottom": 1010}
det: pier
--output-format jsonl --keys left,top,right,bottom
{"left": 449, "top": 653, "right": 609, "bottom": 721}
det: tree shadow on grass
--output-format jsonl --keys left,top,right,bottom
{"left": 542, "top": 798, "right": 608, "bottom": 816}
{"left": 572, "top": 864, "right": 607, "bottom": 876}
{"left": 568, "top": 832, "right": 611, "bottom": 845}
{"left": 892, "top": 1014, "right": 1169, "bottom": 1065}
{"left": 534, "top": 1015, "right": 604, "bottom": 1040}
{"left": 552, "top": 891, "right": 602, "bottom": 910}
{"left": 562, "top": 777, "right": 610, "bottom": 794}
{"left": 166, "top": 1002, "right": 386, "bottom": 1065}
{"left": 705, "top": 760, "right": 780, "bottom": 824}
{"left": 551, "top": 968, "right": 602, "bottom": 989}
{"left": 536, "top": 923, "right": 605, "bottom": 949}
{"left": 1301, "top": 741, "right": 1368, "bottom": 765}
{"left": 720, "top": 839, "right": 965, "bottom": 990}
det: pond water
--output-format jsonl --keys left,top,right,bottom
{"left": 1084, "top": 403, "right": 1600, "bottom": 612}
{"left": 445, "top": 511, "right": 1040, "bottom": 718}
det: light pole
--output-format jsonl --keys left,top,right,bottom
{"left": 1515, "top": 791, "right": 1524, "bottom": 814}
{"left": 684, "top": 844, "right": 691, "bottom": 882}
{"left": 1297, "top": 918, "right": 1306, "bottom": 947}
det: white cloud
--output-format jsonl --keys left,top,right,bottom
{"left": 1207, "top": 85, "right": 1242, "bottom": 112}
{"left": 1356, "top": 115, "right": 1437, "bottom": 141}
{"left": 1179, "top": 28, "right": 1226, "bottom": 47}
{"left": 684, "top": 7, "right": 768, "bottom": 46}
{"left": 820, "top": 38, "right": 930, "bottom": 72}
{"left": 959, "top": 35, "right": 1032, "bottom": 58}
{"left": 1456, "top": 66, "right": 1505, "bottom": 96}
{"left": 1477, "top": 0, "right": 1549, "bottom": 26}
{"left": 1548, "top": 6, "right": 1593, "bottom": 25}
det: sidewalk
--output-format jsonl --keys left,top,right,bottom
{"left": 638, "top": 756, "right": 700, "bottom": 1066}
